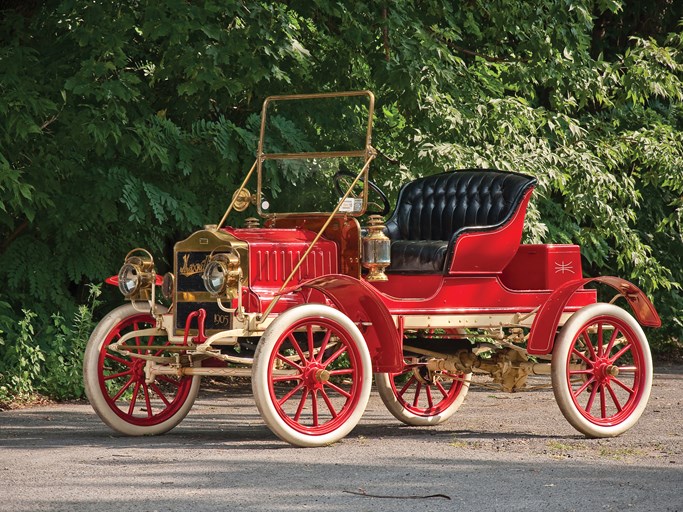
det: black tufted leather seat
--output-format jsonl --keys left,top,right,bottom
{"left": 384, "top": 170, "right": 537, "bottom": 273}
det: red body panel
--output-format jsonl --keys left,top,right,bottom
{"left": 448, "top": 189, "right": 532, "bottom": 275}
{"left": 226, "top": 227, "right": 338, "bottom": 313}
{"left": 527, "top": 276, "right": 661, "bottom": 355}
{"left": 370, "top": 274, "right": 596, "bottom": 315}
{"left": 501, "top": 244, "right": 583, "bottom": 290}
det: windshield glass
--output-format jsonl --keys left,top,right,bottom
{"left": 257, "top": 92, "right": 374, "bottom": 216}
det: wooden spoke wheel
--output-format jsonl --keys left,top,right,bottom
{"left": 551, "top": 303, "right": 652, "bottom": 438}
{"left": 83, "top": 304, "right": 200, "bottom": 435}
{"left": 252, "top": 305, "right": 372, "bottom": 447}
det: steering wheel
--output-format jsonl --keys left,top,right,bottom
{"left": 333, "top": 170, "right": 390, "bottom": 217}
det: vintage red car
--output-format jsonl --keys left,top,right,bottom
{"left": 83, "top": 91, "right": 661, "bottom": 447}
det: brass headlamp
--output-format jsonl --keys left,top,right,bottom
{"left": 118, "top": 248, "right": 156, "bottom": 300}
{"left": 362, "top": 215, "right": 391, "bottom": 281}
{"left": 202, "top": 247, "right": 241, "bottom": 298}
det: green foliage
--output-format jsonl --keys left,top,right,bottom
{"left": 0, "top": 0, "right": 681, "bottom": 403}
{"left": 0, "top": 310, "right": 46, "bottom": 401}
{"left": 41, "top": 285, "right": 101, "bottom": 400}
{"left": 0, "top": 285, "right": 101, "bottom": 405}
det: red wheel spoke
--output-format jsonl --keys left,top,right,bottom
{"left": 307, "top": 325, "right": 316, "bottom": 362}
{"left": 324, "top": 380, "right": 351, "bottom": 399}
{"left": 133, "top": 322, "right": 142, "bottom": 346}
{"left": 103, "top": 369, "right": 132, "bottom": 381}
{"left": 573, "top": 376, "right": 595, "bottom": 398}
{"left": 425, "top": 385, "right": 434, "bottom": 409}
{"left": 322, "top": 345, "right": 347, "bottom": 368}
{"left": 582, "top": 331, "right": 597, "bottom": 360}
{"left": 329, "top": 368, "right": 355, "bottom": 376}
{"left": 599, "top": 385, "right": 607, "bottom": 418}
{"left": 435, "top": 380, "right": 449, "bottom": 398}
{"left": 412, "top": 382, "right": 422, "bottom": 407}
{"left": 105, "top": 352, "right": 132, "bottom": 367}
{"left": 571, "top": 348, "right": 593, "bottom": 367}
{"left": 398, "top": 375, "right": 417, "bottom": 398}
{"left": 605, "top": 382, "right": 623, "bottom": 413}
{"left": 311, "top": 390, "right": 319, "bottom": 427}
{"left": 111, "top": 376, "right": 135, "bottom": 401}
{"left": 127, "top": 381, "right": 142, "bottom": 416}
{"left": 276, "top": 353, "right": 302, "bottom": 371}
{"left": 278, "top": 381, "right": 305, "bottom": 406}
{"left": 142, "top": 383, "right": 153, "bottom": 418}
{"left": 605, "top": 328, "right": 620, "bottom": 356}
{"left": 150, "top": 382, "right": 171, "bottom": 407}
{"left": 288, "top": 334, "right": 308, "bottom": 365}
{"left": 293, "top": 389, "right": 309, "bottom": 422}
{"left": 316, "top": 329, "right": 333, "bottom": 363}
{"left": 609, "top": 343, "right": 632, "bottom": 364}
{"left": 320, "top": 389, "right": 338, "bottom": 418}
{"left": 585, "top": 382, "right": 599, "bottom": 414}
{"left": 272, "top": 374, "right": 303, "bottom": 382}
{"left": 611, "top": 377, "right": 635, "bottom": 395}
{"left": 570, "top": 369, "right": 594, "bottom": 375}
{"left": 597, "top": 323, "right": 604, "bottom": 357}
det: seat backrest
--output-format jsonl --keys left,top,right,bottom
{"left": 385, "top": 170, "right": 537, "bottom": 241}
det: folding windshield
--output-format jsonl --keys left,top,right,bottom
{"left": 256, "top": 91, "right": 375, "bottom": 217}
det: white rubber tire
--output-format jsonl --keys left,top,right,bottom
{"left": 551, "top": 303, "right": 652, "bottom": 438}
{"left": 83, "top": 304, "right": 200, "bottom": 436}
{"left": 252, "top": 304, "right": 372, "bottom": 447}
{"left": 375, "top": 371, "right": 471, "bottom": 426}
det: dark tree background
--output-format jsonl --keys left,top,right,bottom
{"left": 0, "top": 0, "right": 681, "bottom": 399}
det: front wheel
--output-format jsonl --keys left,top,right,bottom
{"left": 551, "top": 303, "right": 652, "bottom": 438}
{"left": 252, "top": 304, "right": 372, "bottom": 447}
{"left": 83, "top": 304, "right": 200, "bottom": 436}
{"left": 376, "top": 363, "right": 470, "bottom": 426}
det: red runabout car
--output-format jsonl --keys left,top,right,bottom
{"left": 83, "top": 91, "right": 661, "bottom": 447}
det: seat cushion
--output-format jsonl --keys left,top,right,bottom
{"left": 388, "top": 240, "right": 449, "bottom": 273}
{"left": 385, "top": 170, "right": 537, "bottom": 242}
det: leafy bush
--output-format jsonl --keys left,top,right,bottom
{"left": 0, "top": 1, "right": 681, "bottom": 403}
{"left": 0, "top": 286, "right": 100, "bottom": 406}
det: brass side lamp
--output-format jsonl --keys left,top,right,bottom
{"left": 362, "top": 215, "right": 391, "bottom": 281}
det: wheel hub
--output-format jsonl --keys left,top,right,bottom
{"left": 302, "top": 363, "right": 327, "bottom": 390}
{"left": 592, "top": 359, "right": 619, "bottom": 383}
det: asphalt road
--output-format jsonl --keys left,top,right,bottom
{"left": 1, "top": 367, "right": 681, "bottom": 512}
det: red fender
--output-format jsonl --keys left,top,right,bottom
{"left": 289, "top": 274, "right": 403, "bottom": 373}
{"left": 105, "top": 275, "right": 164, "bottom": 287}
{"left": 527, "top": 276, "right": 661, "bottom": 355}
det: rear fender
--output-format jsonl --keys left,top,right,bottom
{"left": 527, "top": 276, "right": 661, "bottom": 355}
{"left": 291, "top": 275, "right": 403, "bottom": 372}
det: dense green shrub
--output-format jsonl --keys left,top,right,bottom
{"left": 0, "top": 1, "right": 681, "bottom": 401}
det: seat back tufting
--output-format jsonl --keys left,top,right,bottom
{"left": 385, "top": 170, "right": 537, "bottom": 242}
{"left": 384, "top": 170, "right": 537, "bottom": 274}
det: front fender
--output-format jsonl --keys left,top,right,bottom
{"left": 527, "top": 276, "right": 661, "bottom": 355}
{"left": 290, "top": 275, "right": 403, "bottom": 373}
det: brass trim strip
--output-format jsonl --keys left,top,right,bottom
{"left": 261, "top": 150, "right": 368, "bottom": 160}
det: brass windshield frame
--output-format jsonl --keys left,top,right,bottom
{"left": 256, "top": 90, "right": 375, "bottom": 218}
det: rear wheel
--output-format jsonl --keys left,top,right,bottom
{"left": 252, "top": 305, "right": 372, "bottom": 447}
{"left": 376, "top": 361, "right": 470, "bottom": 426}
{"left": 83, "top": 304, "right": 200, "bottom": 435}
{"left": 551, "top": 303, "right": 652, "bottom": 438}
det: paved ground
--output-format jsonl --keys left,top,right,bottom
{"left": 1, "top": 367, "right": 681, "bottom": 512}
